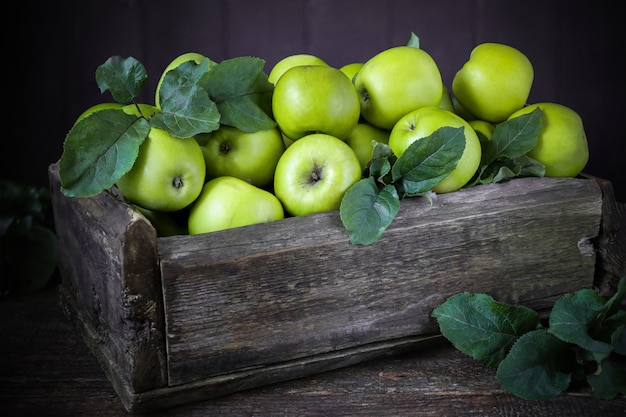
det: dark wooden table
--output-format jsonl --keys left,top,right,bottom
{"left": 1, "top": 285, "right": 624, "bottom": 417}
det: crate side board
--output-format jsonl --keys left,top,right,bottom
{"left": 585, "top": 175, "right": 626, "bottom": 296}
{"left": 128, "top": 333, "right": 443, "bottom": 413}
{"left": 159, "top": 177, "right": 603, "bottom": 387}
{"left": 48, "top": 163, "right": 168, "bottom": 397}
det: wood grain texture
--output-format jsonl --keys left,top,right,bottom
{"left": 2, "top": 286, "right": 624, "bottom": 417}
{"left": 159, "top": 177, "right": 603, "bottom": 388}
{"left": 48, "top": 163, "right": 167, "bottom": 396}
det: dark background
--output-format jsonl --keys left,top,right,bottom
{"left": 8, "top": 0, "right": 626, "bottom": 202}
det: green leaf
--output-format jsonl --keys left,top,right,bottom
{"left": 497, "top": 330, "right": 576, "bottom": 400}
{"left": 484, "top": 107, "right": 542, "bottom": 164}
{"left": 604, "top": 276, "right": 626, "bottom": 318}
{"left": 59, "top": 109, "right": 150, "bottom": 197}
{"left": 367, "top": 142, "right": 395, "bottom": 182}
{"left": 407, "top": 32, "right": 420, "bottom": 48}
{"left": 339, "top": 177, "right": 400, "bottom": 245}
{"left": 431, "top": 292, "right": 541, "bottom": 368}
{"left": 548, "top": 288, "right": 614, "bottom": 357}
{"left": 391, "top": 126, "right": 465, "bottom": 196}
{"left": 587, "top": 356, "right": 626, "bottom": 399}
{"left": 152, "top": 60, "right": 221, "bottom": 138}
{"left": 204, "top": 56, "right": 276, "bottom": 132}
{"left": 614, "top": 325, "right": 626, "bottom": 355}
{"left": 95, "top": 56, "right": 147, "bottom": 104}
{"left": 479, "top": 154, "right": 545, "bottom": 185}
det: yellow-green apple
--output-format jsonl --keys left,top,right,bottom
{"left": 74, "top": 102, "right": 124, "bottom": 124}
{"left": 197, "top": 125, "right": 285, "bottom": 188}
{"left": 354, "top": 46, "right": 443, "bottom": 130}
{"left": 115, "top": 127, "right": 206, "bottom": 211}
{"left": 438, "top": 85, "right": 455, "bottom": 113}
{"left": 345, "top": 122, "right": 390, "bottom": 171}
{"left": 122, "top": 103, "right": 160, "bottom": 119}
{"left": 507, "top": 102, "right": 588, "bottom": 177}
{"left": 388, "top": 106, "right": 482, "bottom": 193}
{"left": 339, "top": 62, "right": 363, "bottom": 82}
{"left": 452, "top": 96, "right": 476, "bottom": 121}
{"left": 154, "top": 52, "right": 217, "bottom": 108}
{"left": 133, "top": 205, "right": 187, "bottom": 237}
{"left": 267, "top": 53, "right": 328, "bottom": 84}
{"left": 187, "top": 176, "right": 284, "bottom": 234}
{"left": 272, "top": 65, "right": 361, "bottom": 141}
{"left": 273, "top": 133, "right": 362, "bottom": 216}
{"left": 468, "top": 120, "right": 495, "bottom": 140}
{"left": 452, "top": 43, "right": 534, "bottom": 123}
{"left": 468, "top": 119, "right": 496, "bottom": 151}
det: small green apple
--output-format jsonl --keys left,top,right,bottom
{"left": 115, "top": 127, "right": 206, "bottom": 211}
{"left": 452, "top": 43, "right": 534, "bottom": 123}
{"left": 468, "top": 119, "right": 495, "bottom": 151}
{"left": 197, "top": 125, "right": 285, "bottom": 188}
{"left": 339, "top": 62, "right": 363, "bottom": 82}
{"left": 187, "top": 176, "right": 284, "bottom": 234}
{"left": 452, "top": 96, "right": 477, "bottom": 121}
{"left": 272, "top": 65, "right": 361, "bottom": 141}
{"left": 74, "top": 102, "right": 124, "bottom": 125}
{"left": 122, "top": 103, "right": 160, "bottom": 119}
{"left": 154, "top": 52, "right": 217, "bottom": 108}
{"left": 345, "top": 122, "right": 390, "bottom": 171}
{"left": 388, "top": 106, "right": 482, "bottom": 193}
{"left": 354, "top": 45, "right": 443, "bottom": 130}
{"left": 273, "top": 133, "right": 362, "bottom": 216}
{"left": 508, "top": 102, "right": 589, "bottom": 177}
{"left": 133, "top": 204, "right": 187, "bottom": 237}
{"left": 438, "top": 85, "right": 455, "bottom": 113}
{"left": 267, "top": 53, "right": 328, "bottom": 84}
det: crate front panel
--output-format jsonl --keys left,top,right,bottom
{"left": 158, "top": 177, "right": 602, "bottom": 386}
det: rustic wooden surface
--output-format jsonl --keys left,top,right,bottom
{"left": 159, "top": 177, "right": 602, "bottom": 388}
{"left": 48, "top": 163, "right": 168, "bottom": 399}
{"left": 1, "top": 285, "right": 624, "bottom": 417}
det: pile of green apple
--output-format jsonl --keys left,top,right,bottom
{"left": 59, "top": 34, "right": 590, "bottom": 243}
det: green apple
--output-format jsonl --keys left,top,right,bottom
{"left": 345, "top": 122, "right": 390, "bottom": 171}
{"left": 115, "top": 127, "right": 206, "bottom": 211}
{"left": 133, "top": 204, "right": 187, "bottom": 237}
{"left": 508, "top": 102, "right": 589, "bottom": 177}
{"left": 197, "top": 125, "right": 285, "bottom": 188}
{"left": 468, "top": 119, "right": 495, "bottom": 151}
{"left": 388, "top": 106, "right": 482, "bottom": 193}
{"left": 267, "top": 53, "right": 328, "bottom": 84}
{"left": 438, "top": 85, "right": 455, "bottom": 113}
{"left": 74, "top": 102, "right": 124, "bottom": 124}
{"left": 154, "top": 52, "right": 217, "bottom": 108}
{"left": 452, "top": 96, "right": 476, "bottom": 121}
{"left": 272, "top": 65, "right": 361, "bottom": 141}
{"left": 452, "top": 43, "right": 534, "bottom": 123}
{"left": 354, "top": 45, "right": 443, "bottom": 130}
{"left": 122, "top": 103, "right": 160, "bottom": 119}
{"left": 273, "top": 133, "right": 362, "bottom": 216}
{"left": 339, "top": 62, "right": 363, "bottom": 82}
{"left": 187, "top": 176, "right": 284, "bottom": 234}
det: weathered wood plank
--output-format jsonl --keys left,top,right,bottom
{"left": 48, "top": 163, "right": 167, "bottom": 397}
{"left": 3, "top": 286, "right": 624, "bottom": 417}
{"left": 159, "top": 177, "right": 603, "bottom": 386}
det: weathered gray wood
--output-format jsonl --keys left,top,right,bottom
{"left": 4, "top": 286, "right": 624, "bottom": 417}
{"left": 48, "top": 163, "right": 168, "bottom": 398}
{"left": 158, "top": 177, "right": 603, "bottom": 387}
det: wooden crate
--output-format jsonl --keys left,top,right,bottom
{"left": 47, "top": 162, "right": 624, "bottom": 413}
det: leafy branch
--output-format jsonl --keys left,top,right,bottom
{"left": 59, "top": 55, "right": 275, "bottom": 198}
{"left": 339, "top": 109, "right": 544, "bottom": 245}
{"left": 432, "top": 277, "right": 626, "bottom": 400}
